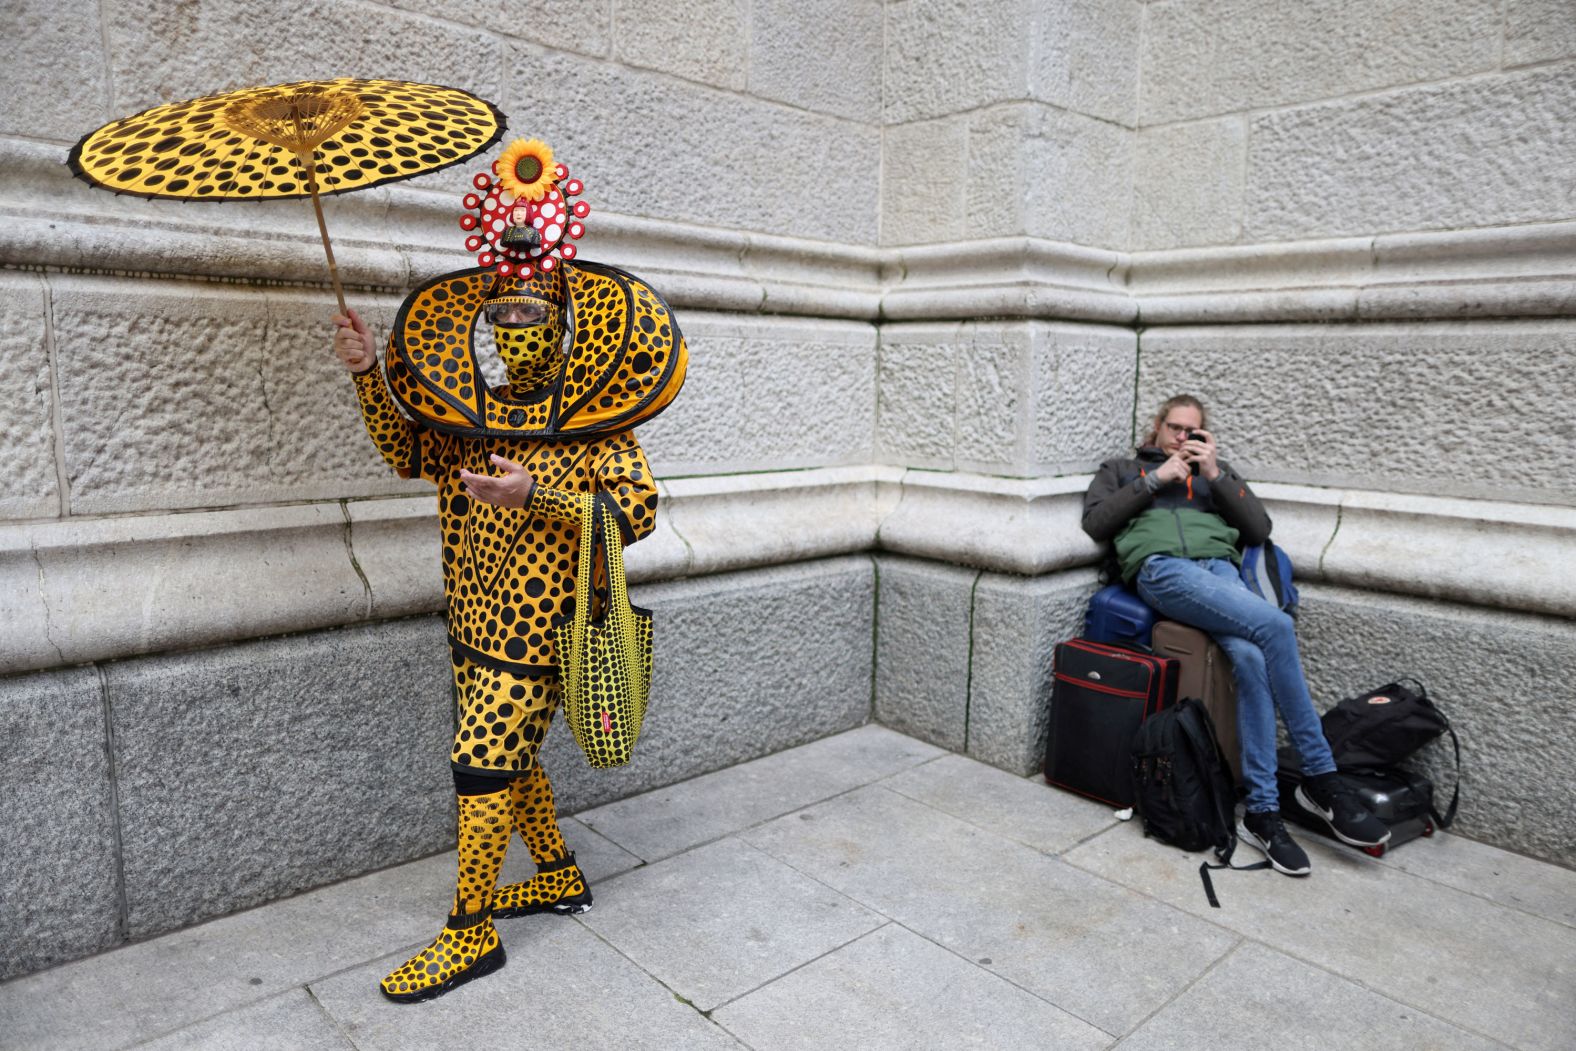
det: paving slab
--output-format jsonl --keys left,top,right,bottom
{"left": 1375, "top": 830, "right": 1576, "bottom": 930}
{"left": 1117, "top": 941, "right": 1504, "bottom": 1051}
{"left": 0, "top": 854, "right": 454, "bottom": 1051}
{"left": 1066, "top": 825, "right": 1576, "bottom": 1051}
{"left": 881, "top": 754, "right": 1119, "bottom": 855}
{"left": 308, "top": 920, "right": 745, "bottom": 1051}
{"left": 742, "top": 785, "right": 1237, "bottom": 1037}
{"left": 578, "top": 837, "right": 885, "bottom": 1011}
{"left": 132, "top": 989, "right": 356, "bottom": 1051}
{"left": 713, "top": 921, "right": 1110, "bottom": 1051}
{"left": 576, "top": 725, "right": 945, "bottom": 861}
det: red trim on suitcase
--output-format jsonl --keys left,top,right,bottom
{"left": 1058, "top": 639, "right": 1176, "bottom": 716}
{"left": 1052, "top": 672, "right": 1147, "bottom": 699}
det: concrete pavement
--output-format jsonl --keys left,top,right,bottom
{"left": 2, "top": 724, "right": 1572, "bottom": 1051}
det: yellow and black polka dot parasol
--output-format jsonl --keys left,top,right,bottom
{"left": 68, "top": 77, "right": 506, "bottom": 313}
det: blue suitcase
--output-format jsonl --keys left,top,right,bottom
{"left": 1084, "top": 584, "right": 1156, "bottom": 649}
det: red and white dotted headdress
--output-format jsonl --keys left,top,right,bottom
{"left": 457, "top": 138, "right": 590, "bottom": 279}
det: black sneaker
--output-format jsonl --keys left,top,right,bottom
{"left": 1296, "top": 772, "right": 1393, "bottom": 849}
{"left": 1240, "top": 810, "right": 1311, "bottom": 876}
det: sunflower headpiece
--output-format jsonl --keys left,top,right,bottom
{"left": 457, "top": 138, "right": 591, "bottom": 279}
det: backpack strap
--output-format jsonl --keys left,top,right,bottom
{"left": 1395, "top": 676, "right": 1460, "bottom": 829}
{"left": 1175, "top": 702, "right": 1269, "bottom": 907}
{"left": 1432, "top": 721, "right": 1461, "bottom": 829}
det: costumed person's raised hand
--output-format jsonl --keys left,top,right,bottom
{"left": 459, "top": 454, "right": 537, "bottom": 509}
{"left": 1183, "top": 429, "right": 1221, "bottom": 480}
{"left": 332, "top": 309, "right": 377, "bottom": 374}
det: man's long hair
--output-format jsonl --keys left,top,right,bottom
{"left": 1141, "top": 394, "right": 1208, "bottom": 447}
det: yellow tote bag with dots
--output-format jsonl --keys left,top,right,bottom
{"left": 555, "top": 494, "right": 653, "bottom": 768}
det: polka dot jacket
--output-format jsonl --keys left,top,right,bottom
{"left": 354, "top": 364, "right": 657, "bottom": 675}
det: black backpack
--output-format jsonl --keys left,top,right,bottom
{"left": 1320, "top": 677, "right": 1459, "bottom": 828}
{"left": 1131, "top": 698, "right": 1267, "bottom": 906}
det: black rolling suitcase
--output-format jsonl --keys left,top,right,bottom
{"left": 1045, "top": 639, "right": 1179, "bottom": 808}
{"left": 1276, "top": 757, "right": 1437, "bottom": 856}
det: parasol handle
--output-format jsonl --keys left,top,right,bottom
{"left": 299, "top": 151, "right": 348, "bottom": 316}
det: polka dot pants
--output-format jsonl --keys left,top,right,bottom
{"left": 450, "top": 658, "right": 562, "bottom": 775}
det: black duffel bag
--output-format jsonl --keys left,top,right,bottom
{"left": 1320, "top": 677, "right": 1459, "bottom": 828}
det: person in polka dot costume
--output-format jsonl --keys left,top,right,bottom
{"left": 330, "top": 144, "right": 685, "bottom": 1004}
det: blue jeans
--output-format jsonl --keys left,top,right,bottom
{"left": 1136, "top": 555, "right": 1335, "bottom": 813}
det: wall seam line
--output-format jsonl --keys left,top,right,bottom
{"left": 97, "top": 662, "right": 130, "bottom": 946}
{"left": 868, "top": 553, "right": 881, "bottom": 723}
{"left": 95, "top": 0, "right": 117, "bottom": 118}
{"left": 961, "top": 568, "right": 984, "bottom": 754}
{"left": 339, "top": 500, "right": 374, "bottom": 617}
{"left": 41, "top": 275, "right": 71, "bottom": 517}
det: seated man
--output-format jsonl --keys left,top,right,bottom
{"left": 1081, "top": 394, "right": 1388, "bottom": 875}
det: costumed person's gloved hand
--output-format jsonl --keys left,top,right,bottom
{"left": 332, "top": 309, "right": 377, "bottom": 373}
{"left": 459, "top": 454, "right": 537, "bottom": 509}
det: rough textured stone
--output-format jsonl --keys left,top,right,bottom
{"left": 876, "top": 323, "right": 960, "bottom": 467}
{"left": 1297, "top": 583, "right": 1576, "bottom": 868}
{"left": 636, "top": 314, "right": 877, "bottom": 477}
{"left": 615, "top": 0, "right": 749, "bottom": 90}
{"left": 883, "top": 0, "right": 1026, "bottom": 124}
{"left": 50, "top": 278, "right": 418, "bottom": 514}
{"left": 1506, "top": 0, "right": 1576, "bottom": 67}
{"left": 966, "top": 569, "right": 1097, "bottom": 775}
{"left": 507, "top": 42, "right": 880, "bottom": 243}
{"left": 0, "top": 271, "right": 60, "bottom": 519}
{"left": 1131, "top": 117, "right": 1247, "bottom": 250}
{"left": 1029, "top": 321, "right": 1137, "bottom": 474}
{"left": 969, "top": 103, "right": 1134, "bottom": 249}
{"left": 1139, "top": 0, "right": 1498, "bottom": 126}
{"left": 538, "top": 556, "right": 877, "bottom": 815}
{"left": 713, "top": 923, "right": 1110, "bottom": 1050}
{"left": 1028, "top": 0, "right": 1142, "bottom": 126}
{"left": 0, "top": 0, "right": 112, "bottom": 140}
{"left": 954, "top": 323, "right": 1029, "bottom": 472}
{"left": 874, "top": 556, "right": 978, "bottom": 750}
{"left": 379, "top": 0, "right": 614, "bottom": 59}
{"left": 1246, "top": 66, "right": 1576, "bottom": 241}
{"left": 106, "top": 617, "right": 455, "bottom": 939}
{"left": 1120, "top": 942, "right": 1502, "bottom": 1051}
{"left": 100, "top": 0, "right": 501, "bottom": 116}
{"left": 878, "top": 321, "right": 1136, "bottom": 475}
{"left": 0, "top": 666, "right": 119, "bottom": 981}
{"left": 1136, "top": 321, "right": 1576, "bottom": 504}
{"left": 884, "top": 0, "right": 1137, "bottom": 126}
{"left": 880, "top": 117, "right": 970, "bottom": 246}
{"left": 749, "top": 0, "right": 884, "bottom": 122}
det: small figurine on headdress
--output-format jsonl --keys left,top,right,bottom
{"left": 330, "top": 137, "right": 685, "bottom": 1004}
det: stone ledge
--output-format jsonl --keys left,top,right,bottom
{"left": 3, "top": 467, "right": 1571, "bottom": 676}
{"left": 6, "top": 136, "right": 1575, "bottom": 324}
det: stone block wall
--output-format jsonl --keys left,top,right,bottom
{"left": 3, "top": 0, "right": 1575, "bottom": 981}
{"left": 0, "top": 557, "right": 874, "bottom": 980}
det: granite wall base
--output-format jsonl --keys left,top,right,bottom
{"left": 0, "top": 555, "right": 876, "bottom": 980}
{"left": 871, "top": 557, "right": 1576, "bottom": 870}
